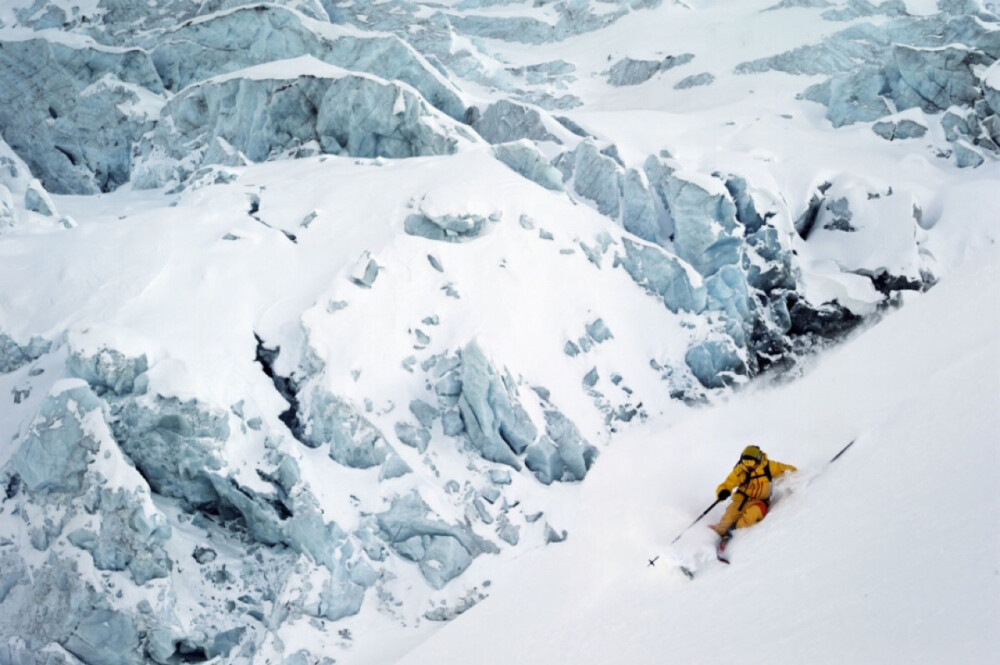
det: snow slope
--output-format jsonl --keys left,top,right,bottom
{"left": 1, "top": 0, "right": 999, "bottom": 663}
{"left": 394, "top": 243, "right": 1000, "bottom": 663}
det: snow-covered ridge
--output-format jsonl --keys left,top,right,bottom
{"left": 0, "top": 0, "right": 998, "bottom": 664}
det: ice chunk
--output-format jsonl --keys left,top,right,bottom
{"left": 0, "top": 332, "right": 51, "bottom": 374}
{"left": 607, "top": 53, "right": 695, "bottom": 86}
{"left": 68, "top": 346, "right": 149, "bottom": 396}
{"left": 12, "top": 382, "right": 104, "bottom": 495}
{"left": 524, "top": 410, "right": 598, "bottom": 485}
{"left": 349, "top": 251, "right": 380, "bottom": 288}
{"left": 554, "top": 140, "right": 623, "bottom": 219}
{"left": 111, "top": 396, "right": 229, "bottom": 505}
{"left": 543, "top": 410, "right": 597, "bottom": 482}
{"left": 492, "top": 141, "right": 565, "bottom": 191}
{"left": 524, "top": 436, "right": 563, "bottom": 486}
{"left": 405, "top": 211, "right": 489, "bottom": 242}
{"left": 585, "top": 319, "right": 614, "bottom": 343}
{"left": 442, "top": 409, "right": 464, "bottom": 436}
{"left": 674, "top": 72, "right": 715, "bottom": 89}
{"left": 661, "top": 173, "right": 742, "bottom": 276}
{"left": 615, "top": 239, "right": 707, "bottom": 314}
{"left": 67, "top": 489, "right": 173, "bottom": 584}
{"left": 685, "top": 338, "right": 747, "bottom": 389}
{"left": 622, "top": 168, "right": 663, "bottom": 245}
{"left": 872, "top": 119, "right": 928, "bottom": 140}
{"left": 607, "top": 57, "right": 661, "bottom": 86}
{"left": 724, "top": 175, "right": 766, "bottom": 234}
{"left": 409, "top": 399, "right": 440, "bottom": 428}
{"left": 473, "top": 100, "right": 563, "bottom": 144}
{"left": 395, "top": 423, "right": 431, "bottom": 452}
{"left": 2, "top": 555, "right": 142, "bottom": 665}
{"left": 457, "top": 342, "right": 532, "bottom": 469}
{"left": 301, "top": 388, "right": 391, "bottom": 469}
{"left": 318, "top": 571, "right": 366, "bottom": 622}
{"left": 892, "top": 44, "right": 982, "bottom": 113}
{"left": 379, "top": 453, "right": 412, "bottom": 480}
{"left": 953, "top": 140, "right": 985, "bottom": 168}
{"left": 375, "top": 492, "right": 498, "bottom": 589}
{"left": 64, "top": 608, "right": 140, "bottom": 665}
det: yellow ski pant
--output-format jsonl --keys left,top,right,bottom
{"left": 713, "top": 496, "right": 767, "bottom": 535}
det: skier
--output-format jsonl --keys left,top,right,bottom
{"left": 710, "top": 445, "right": 796, "bottom": 538}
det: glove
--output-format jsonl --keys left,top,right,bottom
{"left": 717, "top": 489, "right": 731, "bottom": 501}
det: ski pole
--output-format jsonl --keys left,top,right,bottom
{"left": 671, "top": 498, "right": 722, "bottom": 544}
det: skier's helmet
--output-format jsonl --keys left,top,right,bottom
{"left": 740, "top": 445, "right": 763, "bottom": 462}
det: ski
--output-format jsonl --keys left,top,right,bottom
{"left": 828, "top": 438, "right": 856, "bottom": 463}
{"left": 806, "top": 438, "right": 858, "bottom": 488}
{"left": 716, "top": 533, "right": 731, "bottom": 564}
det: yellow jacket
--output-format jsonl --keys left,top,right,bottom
{"left": 716, "top": 453, "right": 796, "bottom": 504}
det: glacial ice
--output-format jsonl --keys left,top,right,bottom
{"left": 474, "top": 100, "right": 565, "bottom": 144}
{"left": 418, "top": 343, "right": 600, "bottom": 483}
{"left": 0, "top": 37, "right": 164, "bottom": 194}
{"left": 11, "top": 381, "right": 105, "bottom": 495}
{"left": 555, "top": 140, "right": 624, "bottom": 219}
{"left": 493, "top": 141, "right": 567, "bottom": 192}
{"left": 872, "top": 119, "right": 929, "bottom": 141}
{"left": 615, "top": 239, "right": 708, "bottom": 314}
{"left": 136, "top": 59, "right": 480, "bottom": 188}
{"left": 376, "top": 491, "right": 499, "bottom": 589}
{"left": 622, "top": 168, "right": 663, "bottom": 244}
{"left": 607, "top": 54, "right": 695, "bottom": 86}
{"left": 405, "top": 211, "right": 490, "bottom": 242}
{"left": 67, "top": 346, "right": 149, "bottom": 397}
{"left": 0, "top": 332, "right": 52, "bottom": 374}
{"left": 458, "top": 342, "right": 530, "bottom": 469}
{"left": 65, "top": 487, "right": 173, "bottom": 584}
{"left": 660, "top": 173, "right": 743, "bottom": 277}
{"left": 0, "top": 555, "right": 142, "bottom": 665}
{"left": 740, "top": 7, "right": 1000, "bottom": 165}
{"left": 150, "top": 5, "right": 466, "bottom": 120}
{"left": 396, "top": 422, "right": 432, "bottom": 452}
{"left": 954, "top": 140, "right": 986, "bottom": 168}
{"left": 685, "top": 339, "right": 747, "bottom": 389}
{"left": 0, "top": 0, "right": 977, "bottom": 658}
{"left": 529, "top": 411, "right": 598, "bottom": 484}
{"left": 674, "top": 72, "right": 715, "bottom": 89}
{"left": 409, "top": 399, "right": 440, "bottom": 428}
{"left": 300, "top": 387, "right": 392, "bottom": 469}
{"left": 110, "top": 395, "right": 229, "bottom": 505}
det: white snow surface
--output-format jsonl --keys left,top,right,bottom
{"left": 394, "top": 241, "right": 1000, "bottom": 665}
{"left": 1, "top": 0, "right": 999, "bottom": 663}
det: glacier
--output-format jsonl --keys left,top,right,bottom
{"left": 0, "top": 0, "right": 996, "bottom": 662}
